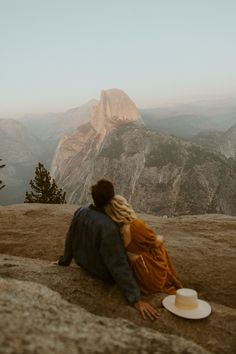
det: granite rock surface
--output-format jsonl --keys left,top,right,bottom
{"left": 0, "top": 204, "right": 235, "bottom": 354}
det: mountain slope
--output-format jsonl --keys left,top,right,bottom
{"left": 52, "top": 91, "right": 236, "bottom": 216}
{"left": 20, "top": 99, "right": 97, "bottom": 139}
{"left": 218, "top": 123, "right": 236, "bottom": 159}
{"left": 51, "top": 89, "right": 143, "bottom": 202}
{"left": 191, "top": 123, "right": 236, "bottom": 160}
{"left": 0, "top": 119, "right": 42, "bottom": 205}
{"left": 19, "top": 99, "right": 98, "bottom": 167}
{"left": 94, "top": 123, "right": 236, "bottom": 215}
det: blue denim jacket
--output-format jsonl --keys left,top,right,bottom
{"left": 59, "top": 205, "right": 140, "bottom": 304}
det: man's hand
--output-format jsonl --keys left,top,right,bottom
{"left": 51, "top": 260, "right": 59, "bottom": 265}
{"left": 133, "top": 300, "right": 160, "bottom": 320}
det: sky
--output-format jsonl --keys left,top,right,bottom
{"left": 0, "top": 0, "right": 236, "bottom": 117}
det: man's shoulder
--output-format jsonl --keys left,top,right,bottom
{"left": 75, "top": 205, "right": 118, "bottom": 229}
{"left": 88, "top": 207, "right": 118, "bottom": 229}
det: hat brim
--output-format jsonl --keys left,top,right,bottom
{"left": 162, "top": 295, "right": 211, "bottom": 319}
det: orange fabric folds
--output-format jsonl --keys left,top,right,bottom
{"left": 127, "top": 219, "right": 182, "bottom": 295}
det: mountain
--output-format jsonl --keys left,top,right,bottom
{"left": 190, "top": 130, "right": 223, "bottom": 152}
{"left": 19, "top": 99, "right": 98, "bottom": 166}
{"left": 218, "top": 123, "right": 236, "bottom": 159}
{"left": 52, "top": 90, "right": 236, "bottom": 216}
{"left": 20, "top": 99, "right": 97, "bottom": 138}
{"left": 141, "top": 97, "right": 236, "bottom": 138}
{"left": 92, "top": 124, "right": 236, "bottom": 215}
{"left": 90, "top": 89, "right": 142, "bottom": 136}
{"left": 0, "top": 119, "right": 42, "bottom": 205}
{"left": 191, "top": 123, "right": 236, "bottom": 160}
{"left": 51, "top": 89, "right": 143, "bottom": 200}
{"left": 18, "top": 96, "right": 236, "bottom": 163}
{"left": 2, "top": 92, "right": 236, "bottom": 210}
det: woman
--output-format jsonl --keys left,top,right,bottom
{"left": 105, "top": 195, "right": 182, "bottom": 295}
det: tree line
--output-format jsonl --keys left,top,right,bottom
{"left": 0, "top": 159, "right": 5, "bottom": 191}
{"left": 0, "top": 161, "right": 66, "bottom": 204}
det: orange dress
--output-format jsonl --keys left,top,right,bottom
{"left": 123, "top": 219, "right": 182, "bottom": 295}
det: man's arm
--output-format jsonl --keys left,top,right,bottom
{"left": 99, "top": 224, "right": 141, "bottom": 304}
{"left": 58, "top": 208, "right": 81, "bottom": 266}
{"left": 99, "top": 223, "right": 160, "bottom": 320}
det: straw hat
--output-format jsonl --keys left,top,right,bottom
{"left": 162, "top": 288, "right": 211, "bottom": 319}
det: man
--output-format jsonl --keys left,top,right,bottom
{"left": 58, "top": 179, "right": 159, "bottom": 320}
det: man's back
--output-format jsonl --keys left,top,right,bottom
{"left": 59, "top": 205, "right": 141, "bottom": 304}
{"left": 61, "top": 206, "right": 118, "bottom": 281}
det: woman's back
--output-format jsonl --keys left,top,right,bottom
{"left": 127, "top": 219, "right": 160, "bottom": 250}
{"left": 121, "top": 219, "right": 182, "bottom": 295}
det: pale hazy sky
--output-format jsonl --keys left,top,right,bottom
{"left": 0, "top": 0, "right": 236, "bottom": 117}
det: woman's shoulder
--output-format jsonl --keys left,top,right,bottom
{"left": 129, "top": 218, "right": 148, "bottom": 234}
{"left": 130, "top": 218, "right": 146, "bottom": 228}
{"left": 130, "top": 218, "right": 156, "bottom": 236}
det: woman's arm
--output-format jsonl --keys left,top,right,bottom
{"left": 120, "top": 223, "right": 131, "bottom": 247}
{"left": 127, "top": 251, "right": 140, "bottom": 262}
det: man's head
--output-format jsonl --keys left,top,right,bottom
{"left": 91, "top": 179, "right": 115, "bottom": 208}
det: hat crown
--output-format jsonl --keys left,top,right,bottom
{"left": 162, "top": 288, "right": 212, "bottom": 319}
{"left": 175, "top": 288, "right": 198, "bottom": 309}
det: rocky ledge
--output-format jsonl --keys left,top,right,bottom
{"left": 0, "top": 203, "right": 235, "bottom": 354}
{"left": 0, "top": 276, "right": 210, "bottom": 354}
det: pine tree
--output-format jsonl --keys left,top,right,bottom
{"left": 0, "top": 159, "right": 6, "bottom": 191}
{"left": 24, "top": 162, "right": 66, "bottom": 204}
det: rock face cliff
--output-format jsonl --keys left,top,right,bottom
{"left": 90, "top": 89, "right": 142, "bottom": 136}
{"left": 51, "top": 88, "right": 143, "bottom": 204}
{"left": 52, "top": 90, "right": 236, "bottom": 216}
{"left": 92, "top": 124, "right": 236, "bottom": 215}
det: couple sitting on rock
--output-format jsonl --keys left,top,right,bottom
{"left": 57, "top": 179, "right": 182, "bottom": 320}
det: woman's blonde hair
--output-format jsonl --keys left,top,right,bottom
{"left": 104, "top": 195, "right": 137, "bottom": 224}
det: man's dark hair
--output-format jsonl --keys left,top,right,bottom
{"left": 91, "top": 179, "right": 115, "bottom": 207}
